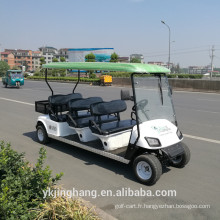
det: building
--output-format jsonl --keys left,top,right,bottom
{"left": 54, "top": 48, "right": 69, "bottom": 62}
{"left": 118, "top": 57, "right": 130, "bottom": 63}
{"left": 0, "top": 52, "right": 15, "bottom": 68}
{"left": 39, "top": 46, "right": 58, "bottom": 64}
{"left": 188, "top": 66, "right": 211, "bottom": 74}
{"left": 32, "top": 51, "right": 42, "bottom": 71}
{"left": 148, "top": 61, "right": 169, "bottom": 68}
{"left": 4, "top": 49, "right": 33, "bottom": 71}
{"left": 68, "top": 48, "right": 114, "bottom": 62}
{"left": 130, "top": 54, "right": 144, "bottom": 63}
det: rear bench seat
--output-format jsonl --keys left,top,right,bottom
{"left": 67, "top": 97, "right": 117, "bottom": 128}
{"left": 89, "top": 100, "right": 136, "bottom": 135}
{"left": 48, "top": 93, "right": 82, "bottom": 122}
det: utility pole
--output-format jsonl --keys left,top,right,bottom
{"left": 210, "top": 45, "right": 215, "bottom": 79}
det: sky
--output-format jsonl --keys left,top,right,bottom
{"left": 1, "top": 0, "right": 220, "bottom": 67}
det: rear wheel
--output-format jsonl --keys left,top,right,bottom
{"left": 36, "top": 125, "right": 49, "bottom": 144}
{"left": 133, "top": 154, "right": 162, "bottom": 185}
{"left": 171, "top": 143, "right": 190, "bottom": 168}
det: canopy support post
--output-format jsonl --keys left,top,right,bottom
{"left": 73, "top": 69, "right": 80, "bottom": 93}
{"left": 45, "top": 68, "right": 53, "bottom": 96}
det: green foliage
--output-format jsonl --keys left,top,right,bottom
{"left": 28, "top": 76, "right": 100, "bottom": 82}
{"left": 89, "top": 73, "right": 97, "bottom": 79}
{"left": 85, "top": 53, "right": 96, "bottom": 62}
{"left": 40, "top": 57, "right": 46, "bottom": 66}
{"left": 11, "top": 65, "right": 21, "bottom": 70}
{"left": 60, "top": 57, "right": 66, "bottom": 62}
{"left": 130, "top": 58, "right": 141, "bottom": 63}
{"left": 0, "top": 61, "right": 10, "bottom": 77}
{"left": 110, "top": 52, "right": 118, "bottom": 63}
{"left": 52, "top": 58, "right": 58, "bottom": 62}
{"left": 0, "top": 141, "right": 63, "bottom": 219}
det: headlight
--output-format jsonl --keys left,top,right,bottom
{"left": 176, "top": 129, "right": 183, "bottom": 139}
{"left": 145, "top": 137, "right": 161, "bottom": 147}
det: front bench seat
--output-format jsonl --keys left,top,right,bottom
{"left": 89, "top": 100, "right": 136, "bottom": 135}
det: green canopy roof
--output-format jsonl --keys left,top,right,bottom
{"left": 43, "top": 62, "right": 170, "bottom": 73}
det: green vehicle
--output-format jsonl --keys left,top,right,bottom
{"left": 2, "top": 70, "right": 24, "bottom": 88}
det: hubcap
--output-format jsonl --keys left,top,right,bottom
{"left": 37, "top": 129, "right": 44, "bottom": 142}
{"left": 136, "top": 161, "right": 152, "bottom": 180}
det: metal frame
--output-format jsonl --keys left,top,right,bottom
{"left": 45, "top": 68, "right": 81, "bottom": 95}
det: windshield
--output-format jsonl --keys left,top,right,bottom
{"left": 10, "top": 72, "right": 23, "bottom": 79}
{"left": 133, "top": 74, "right": 176, "bottom": 124}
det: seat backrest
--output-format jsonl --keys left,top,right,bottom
{"left": 69, "top": 97, "right": 103, "bottom": 111}
{"left": 48, "top": 93, "right": 82, "bottom": 106}
{"left": 90, "top": 100, "right": 127, "bottom": 116}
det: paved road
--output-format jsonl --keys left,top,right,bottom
{"left": 0, "top": 81, "right": 220, "bottom": 220}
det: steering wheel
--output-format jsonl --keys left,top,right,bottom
{"left": 132, "top": 99, "right": 148, "bottom": 111}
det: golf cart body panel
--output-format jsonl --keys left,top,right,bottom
{"left": 130, "top": 119, "right": 182, "bottom": 149}
{"left": 35, "top": 62, "right": 190, "bottom": 185}
{"left": 2, "top": 70, "right": 24, "bottom": 88}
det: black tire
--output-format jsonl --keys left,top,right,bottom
{"left": 171, "top": 142, "right": 190, "bottom": 168}
{"left": 4, "top": 83, "right": 7, "bottom": 88}
{"left": 133, "top": 154, "right": 162, "bottom": 185}
{"left": 16, "top": 82, "right": 20, "bottom": 89}
{"left": 36, "top": 125, "right": 49, "bottom": 144}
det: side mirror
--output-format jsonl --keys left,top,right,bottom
{"left": 121, "top": 90, "right": 134, "bottom": 101}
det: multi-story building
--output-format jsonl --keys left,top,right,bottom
{"left": 39, "top": 46, "right": 58, "bottom": 64}
{"left": 0, "top": 52, "right": 15, "bottom": 68}
{"left": 54, "top": 48, "right": 69, "bottom": 62}
{"left": 4, "top": 49, "right": 33, "bottom": 71}
{"left": 32, "top": 51, "right": 42, "bottom": 71}
{"left": 188, "top": 66, "right": 211, "bottom": 74}
{"left": 68, "top": 48, "right": 114, "bottom": 62}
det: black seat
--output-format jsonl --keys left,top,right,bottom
{"left": 48, "top": 93, "right": 82, "bottom": 122}
{"left": 69, "top": 97, "right": 103, "bottom": 113}
{"left": 67, "top": 97, "right": 117, "bottom": 128}
{"left": 90, "top": 120, "right": 136, "bottom": 135}
{"left": 89, "top": 100, "right": 136, "bottom": 135}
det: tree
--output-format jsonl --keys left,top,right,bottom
{"left": 40, "top": 57, "right": 46, "bottom": 66}
{"left": 0, "top": 61, "right": 10, "bottom": 77}
{"left": 60, "top": 57, "right": 66, "bottom": 62}
{"left": 130, "top": 58, "right": 141, "bottom": 63}
{"left": 85, "top": 53, "right": 96, "bottom": 62}
{"left": 11, "top": 66, "right": 20, "bottom": 70}
{"left": 85, "top": 53, "right": 96, "bottom": 76}
{"left": 110, "top": 52, "right": 118, "bottom": 63}
{"left": 52, "top": 58, "right": 58, "bottom": 62}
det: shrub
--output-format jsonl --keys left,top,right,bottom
{"left": 0, "top": 142, "right": 63, "bottom": 219}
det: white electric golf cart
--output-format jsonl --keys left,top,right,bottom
{"left": 35, "top": 62, "right": 190, "bottom": 185}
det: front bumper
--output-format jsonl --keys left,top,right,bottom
{"left": 161, "top": 143, "right": 184, "bottom": 160}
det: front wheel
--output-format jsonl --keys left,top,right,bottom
{"left": 133, "top": 154, "right": 162, "bottom": 185}
{"left": 171, "top": 143, "right": 190, "bottom": 168}
{"left": 36, "top": 125, "right": 49, "bottom": 144}
{"left": 16, "top": 82, "right": 20, "bottom": 88}
{"left": 4, "top": 83, "right": 7, "bottom": 88}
